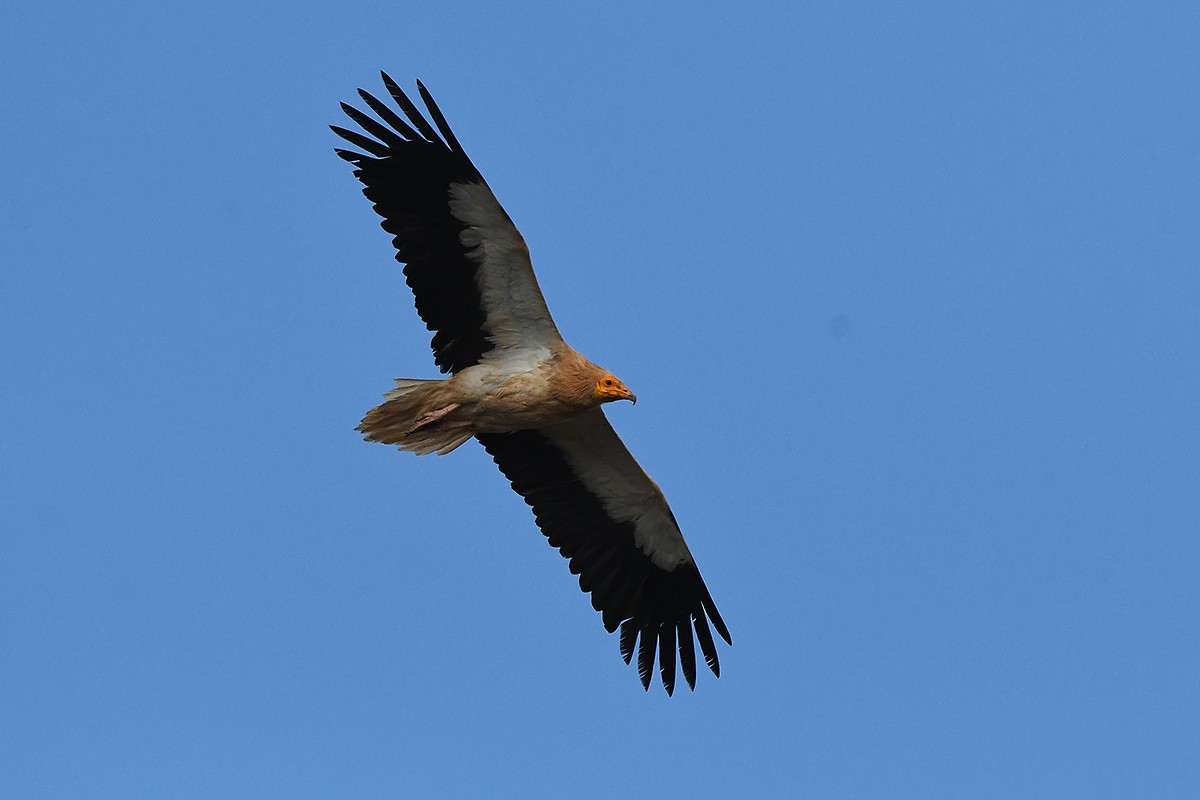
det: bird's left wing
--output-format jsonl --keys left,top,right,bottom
{"left": 332, "top": 74, "right": 562, "bottom": 374}
{"left": 477, "top": 410, "right": 731, "bottom": 695}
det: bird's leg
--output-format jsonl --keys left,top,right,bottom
{"left": 405, "top": 402, "right": 461, "bottom": 434}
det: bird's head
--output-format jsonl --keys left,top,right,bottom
{"left": 593, "top": 373, "right": 637, "bottom": 405}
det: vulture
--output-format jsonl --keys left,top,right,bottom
{"left": 332, "top": 74, "right": 731, "bottom": 694}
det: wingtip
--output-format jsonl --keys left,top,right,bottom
{"left": 699, "top": 581, "right": 733, "bottom": 646}
{"left": 636, "top": 628, "right": 657, "bottom": 690}
{"left": 678, "top": 620, "right": 697, "bottom": 690}
{"left": 658, "top": 623, "right": 677, "bottom": 696}
{"left": 713, "top": 615, "right": 732, "bottom": 646}
{"left": 693, "top": 611, "right": 721, "bottom": 677}
{"left": 619, "top": 620, "right": 637, "bottom": 664}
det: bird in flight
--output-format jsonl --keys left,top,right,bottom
{"left": 331, "top": 74, "right": 731, "bottom": 694}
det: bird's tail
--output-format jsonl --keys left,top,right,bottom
{"left": 358, "top": 378, "right": 473, "bottom": 456}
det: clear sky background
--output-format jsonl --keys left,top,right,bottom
{"left": 3, "top": 2, "right": 1197, "bottom": 797}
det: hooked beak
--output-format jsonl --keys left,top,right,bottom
{"left": 597, "top": 381, "right": 638, "bottom": 405}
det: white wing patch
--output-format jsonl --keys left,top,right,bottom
{"left": 449, "top": 182, "right": 563, "bottom": 354}
{"left": 541, "top": 410, "right": 695, "bottom": 571}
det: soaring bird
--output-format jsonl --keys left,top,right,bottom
{"left": 332, "top": 74, "right": 730, "bottom": 694}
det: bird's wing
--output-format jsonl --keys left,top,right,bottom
{"left": 333, "top": 74, "right": 563, "bottom": 374}
{"left": 477, "top": 410, "right": 731, "bottom": 695}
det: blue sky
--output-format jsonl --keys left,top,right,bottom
{"left": 3, "top": 1, "right": 1198, "bottom": 797}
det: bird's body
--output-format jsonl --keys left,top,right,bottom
{"left": 333, "top": 74, "right": 730, "bottom": 693}
{"left": 359, "top": 343, "right": 626, "bottom": 454}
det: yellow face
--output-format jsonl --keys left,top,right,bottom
{"left": 594, "top": 373, "right": 637, "bottom": 405}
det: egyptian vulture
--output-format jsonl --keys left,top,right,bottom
{"left": 332, "top": 74, "right": 731, "bottom": 694}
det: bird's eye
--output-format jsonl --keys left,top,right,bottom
{"left": 604, "top": 379, "right": 613, "bottom": 386}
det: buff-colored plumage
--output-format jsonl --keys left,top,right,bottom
{"left": 358, "top": 344, "right": 624, "bottom": 455}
